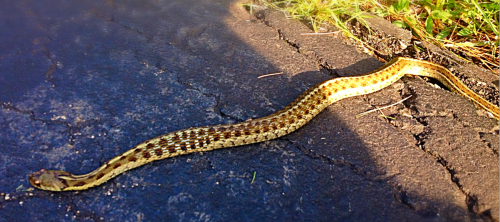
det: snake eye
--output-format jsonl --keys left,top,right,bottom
{"left": 34, "top": 180, "right": 41, "bottom": 185}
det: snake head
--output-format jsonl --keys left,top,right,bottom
{"left": 29, "top": 169, "right": 71, "bottom": 191}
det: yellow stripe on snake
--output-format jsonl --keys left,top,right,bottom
{"left": 29, "top": 57, "right": 499, "bottom": 191}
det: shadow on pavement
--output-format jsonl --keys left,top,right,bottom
{"left": 0, "top": 0, "right": 493, "bottom": 221}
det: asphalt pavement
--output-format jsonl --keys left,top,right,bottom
{"left": 0, "top": 0, "right": 498, "bottom": 221}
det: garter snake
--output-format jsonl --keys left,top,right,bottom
{"left": 29, "top": 57, "right": 499, "bottom": 191}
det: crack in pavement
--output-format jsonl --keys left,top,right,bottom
{"left": 0, "top": 102, "right": 98, "bottom": 146}
{"left": 363, "top": 84, "right": 497, "bottom": 219}
{"left": 41, "top": 45, "right": 57, "bottom": 84}
{"left": 441, "top": 112, "right": 499, "bottom": 158}
{"left": 478, "top": 132, "right": 499, "bottom": 156}
{"left": 392, "top": 132, "right": 484, "bottom": 218}
{"left": 387, "top": 86, "right": 490, "bottom": 219}
{"left": 284, "top": 138, "right": 374, "bottom": 179}
{"left": 91, "top": 7, "right": 154, "bottom": 43}
{"left": 253, "top": 12, "right": 337, "bottom": 77}
{"left": 388, "top": 90, "right": 490, "bottom": 220}
{"left": 276, "top": 29, "right": 336, "bottom": 76}
{"left": 412, "top": 118, "right": 489, "bottom": 220}
{"left": 154, "top": 63, "right": 242, "bottom": 123}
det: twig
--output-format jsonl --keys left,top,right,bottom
{"left": 356, "top": 96, "right": 412, "bottom": 118}
{"left": 258, "top": 72, "right": 284, "bottom": 78}
{"left": 300, "top": 31, "right": 339, "bottom": 35}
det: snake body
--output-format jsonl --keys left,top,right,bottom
{"left": 29, "top": 57, "right": 499, "bottom": 191}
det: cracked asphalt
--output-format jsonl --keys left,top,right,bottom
{"left": 0, "top": 0, "right": 498, "bottom": 221}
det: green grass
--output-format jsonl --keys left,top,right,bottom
{"left": 255, "top": 0, "right": 499, "bottom": 73}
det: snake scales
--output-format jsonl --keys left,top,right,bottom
{"left": 29, "top": 57, "right": 499, "bottom": 191}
